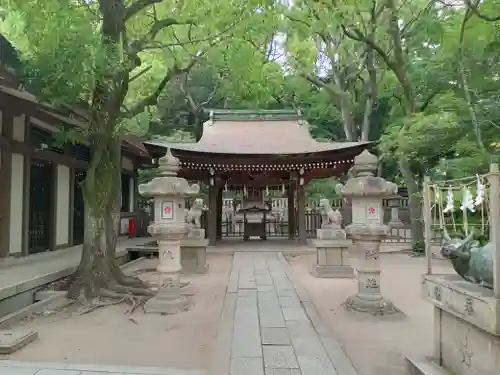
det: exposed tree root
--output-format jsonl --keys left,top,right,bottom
{"left": 73, "top": 286, "right": 153, "bottom": 318}
{"left": 130, "top": 268, "right": 157, "bottom": 275}
{"left": 66, "top": 266, "right": 158, "bottom": 318}
{"left": 76, "top": 294, "right": 126, "bottom": 316}
{"left": 114, "top": 270, "right": 150, "bottom": 288}
{"left": 107, "top": 281, "right": 157, "bottom": 297}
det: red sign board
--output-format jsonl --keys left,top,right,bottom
{"left": 367, "top": 205, "right": 379, "bottom": 220}
{"left": 161, "top": 201, "right": 174, "bottom": 219}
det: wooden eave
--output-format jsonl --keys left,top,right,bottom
{"left": 0, "top": 84, "right": 151, "bottom": 162}
{"left": 144, "top": 139, "right": 369, "bottom": 185}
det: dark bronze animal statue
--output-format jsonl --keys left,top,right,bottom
{"left": 440, "top": 228, "right": 494, "bottom": 289}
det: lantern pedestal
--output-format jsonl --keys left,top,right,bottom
{"left": 144, "top": 224, "right": 189, "bottom": 315}
{"left": 343, "top": 225, "right": 398, "bottom": 315}
{"left": 311, "top": 238, "right": 353, "bottom": 278}
{"left": 138, "top": 148, "right": 200, "bottom": 315}
{"left": 387, "top": 197, "right": 405, "bottom": 229}
{"left": 181, "top": 236, "right": 209, "bottom": 274}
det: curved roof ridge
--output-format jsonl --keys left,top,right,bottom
{"left": 146, "top": 116, "right": 370, "bottom": 155}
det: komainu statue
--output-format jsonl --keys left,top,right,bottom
{"left": 186, "top": 198, "right": 207, "bottom": 228}
{"left": 440, "top": 228, "right": 494, "bottom": 289}
{"left": 318, "top": 198, "right": 342, "bottom": 229}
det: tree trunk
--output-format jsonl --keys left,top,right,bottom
{"left": 340, "top": 102, "right": 355, "bottom": 141}
{"left": 65, "top": 0, "right": 157, "bottom": 301}
{"left": 67, "top": 134, "right": 118, "bottom": 297}
{"left": 399, "top": 158, "right": 425, "bottom": 251}
{"left": 360, "top": 47, "right": 377, "bottom": 141}
{"left": 67, "top": 134, "right": 149, "bottom": 299}
{"left": 193, "top": 113, "right": 204, "bottom": 141}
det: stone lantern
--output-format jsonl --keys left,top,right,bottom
{"left": 138, "top": 148, "right": 199, "bottom": 314}
{"left": 387, "top": 196, "right": 404, "bottom": 229}
{"left": 342, "top": 150, "right": 399, "bottom": 315}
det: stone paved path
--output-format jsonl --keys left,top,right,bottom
{"left": 0, "top": 251, "right": 357, "bottom": 375}
{"left": 0, "top": 361, "right": 206, "bottom": 375}
{"left": 210, "top": 252, "right": 357, "bottom": 375}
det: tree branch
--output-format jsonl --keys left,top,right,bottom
{"left": 360, "top": 0, "right": 379, "bottom": 141}
{"left": 200, "top": 78, "right": 221, "bottom": 107}
{"left": 129, "top": 18, "right": 196, "bottom": 54}
{"left": 141, "top": 34, "right": 220, "bottom": 50}
{"left": 401, "top": 0, "right": 437, "bottom": 37}
{"left": 419, "top": 89, "right": 441, "bottom": 111}
{"left": 284, "top": 13, "right": 312, "bottom": 28}
{"left": 121, "top": 64, "right": 184, "bottom": 118}
{"left": 457, "top": 8, "right": 488, "bottom": 154}
{"left": 129, "top": 65, "right": 152, "bottom": 83}
{"left": 343, "top": 0, "right": 416, "bottom": 115}
{"left": 124, "top": 0, "right": 164, "bottom": 20}
{"left": 122, "top": 38, "right": 219, "bottom": 119}
{"left": 300, "top": 73, "right": 345, "bottom": 105}
{"left": 341, "top": 25, "right": 397, "bottom": 73}
{"left": 464, "top": 0, "right": 500, "bottom": 22}
{"left": 178, "top": 73, "right": 199, "bottom": 113}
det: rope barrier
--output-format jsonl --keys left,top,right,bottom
{"left": 428, "top": 174, "right": 489, "bottom": 235}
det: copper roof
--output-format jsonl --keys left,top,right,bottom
{"left": 146, "top": 110, "right": 369, "bottom": 155}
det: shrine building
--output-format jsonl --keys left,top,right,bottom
{"left": 0, "top": 67, "right": 150, "bottom": 258}
{"left": 144, "top": 109, "right": 371, "bottom": 245}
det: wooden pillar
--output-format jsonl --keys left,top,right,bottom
{"left": 208, "top": 183, "right": 217, "bottom": 246}
{"left": 21, "top": 116, "right": 31, "bottom": 256}
{"left": 68, "top": 167, "right": 75, "bottom": 246}
{"left": 297, "top": 182, "right": 306, "bottom": 245}
{"left": 0, "top": 110, "right": 14, "bottom": 258}
{"left": 49, "top": 162, "right": 58, "bottom": 251}
{"left": 287, "top": 184, "right": 295, "bottom": 239}
{"left": 133, "top": 165, "right": 140, "bottom": 213}
{"left": 488, "top": 163, "right": 500, "bottom": 298}
{"left": 216, "top": 185, "right": 223, "bottom": 240}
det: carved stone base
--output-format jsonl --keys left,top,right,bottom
{"left": 312, "top": 239, "right": 353, "bottom": 279}
{"left": 316, "top": 228, "right": 346, "bottom": 240}
{"left": 181, "top": 264, "right": 209, "bottom": 274}
{"left": 312, "top": 265, "right": 354, "bottom": 278}
{"left": 188, "top": 228, "right": 205, "bottom": 239}
{"left": 144, "top": 293, "right": 189, "bottom": 315}
{"left": 146, "top": 272, "right": 189, "bottom": 315}
{"left": 343, "top": 294, "right": 399, "bottom": 316}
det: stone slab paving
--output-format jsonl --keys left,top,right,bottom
{"left": 0, "top": 361, "right": 206, "bottom": 375}
{"left": 210, "top": 252, "right": 358, "bottom": 375}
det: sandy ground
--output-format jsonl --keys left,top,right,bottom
{"left": 9, "top": 253, "right": 233, "bottom": 370}
{"left": 286, "top": 252, "right": 455, "bottom": 375}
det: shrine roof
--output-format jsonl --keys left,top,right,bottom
{"left": 145, "top": 109, "right": 370, "bottom": 156}
{"left": 0, "top": 84, "right": 150, "bottom": 159}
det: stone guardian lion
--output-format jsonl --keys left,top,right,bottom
{"left": 185, "top": 198, "right": 208, "bottom": 228}
{"left": 318, "top": 198, "right": 342, "bottom": 229}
